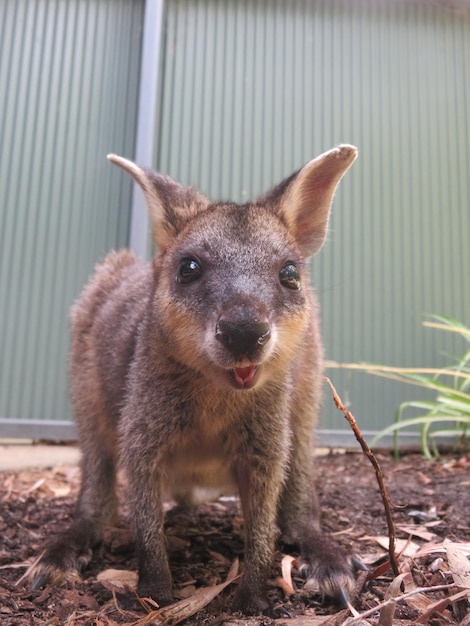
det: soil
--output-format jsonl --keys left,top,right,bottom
{"left": 1, "top": 449, "right": 470, "bottom": 626}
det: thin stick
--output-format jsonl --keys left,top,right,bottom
{"left": 324, "top": 377, "right": 400, "bottom": 577}
{"left": 342, "top": 583, "right": 455, "bottom": 625}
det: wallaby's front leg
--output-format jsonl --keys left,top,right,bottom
{"left": 125, "top": 453, "right": 174, "bottom": 606}
{"left": 232, "top": 449, "right": 287, "bottom": 615}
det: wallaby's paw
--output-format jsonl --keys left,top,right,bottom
{"left": 29, "top": 518, "right": 101, "bottom": 592}
{"left": 298, "top": 546, "right": 361, "bottom": 606}
{"left": 29, "top": 539, "right": 93, "bottom": 591}
{"left": 30, "top": 553, "right": 89, "bottom": 591}
{"left": 299, "top": 559, "right": 355, "bottom": 606}
{"left": 30, "top": 561, "right": 82, "bottom": 591}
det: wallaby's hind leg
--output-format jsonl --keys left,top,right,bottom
{"left": 30, "top": 431, "right": 118, "bottom": 589}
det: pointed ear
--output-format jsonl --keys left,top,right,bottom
{"left": 107, "top": 154, "right": 210, "bottom": 252}
{"left": 261, "top": 145, "right": 358, "bottom": 257}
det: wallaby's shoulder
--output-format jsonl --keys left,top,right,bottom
{"left": 71, "top": 249, "right": 152, "bottom": 339}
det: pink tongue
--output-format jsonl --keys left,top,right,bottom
{"left": 233, "top": 365, "right": 256, "bottom": 385}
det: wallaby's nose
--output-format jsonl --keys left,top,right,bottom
{"left": 216, "top": 319, "right": 271, "bottom": 358}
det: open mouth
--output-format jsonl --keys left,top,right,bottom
{"left": 227, "top": 363, "right": 259, "bottom": 389}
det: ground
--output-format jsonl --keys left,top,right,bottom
{"left": 1, "top": 450, "right": 469, "bottom": 626}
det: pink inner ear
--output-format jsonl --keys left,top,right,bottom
{"left": 283, "top": 186, "right": 333, "bottom": 257}
{"left": 280, "top": 146, "right": 358, "bottom": 257}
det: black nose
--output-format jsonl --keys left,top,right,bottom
{"left": 216, "top": 319, "right": 271, "bottom": 358}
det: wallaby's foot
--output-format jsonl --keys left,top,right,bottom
{"left": 231, "top": 585, "right": 270, "bottom": 616}
{"left": 30, "top": 519, "right": 98, "bottom": 591}
{"left": 136, "top": 560, "right": 175, "bottom": 608}
{"left": 30, "top": 544, "right": 91, "bottom": 590}
{"left": 297, "top": 534, "right": 359, "bottom": 606}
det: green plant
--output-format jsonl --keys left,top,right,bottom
{"left": 329, "top": 315, "right": 470, "bottom": 458}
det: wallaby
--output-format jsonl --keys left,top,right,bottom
{"left": 31, "top": 145, "right": 358, "bottom": 615}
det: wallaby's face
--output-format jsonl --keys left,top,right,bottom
{"left": 109, "top": 145, "right": 358, "bottom": 391}
{"left": 158, "top": 204, "right": 308, "bottom": 390}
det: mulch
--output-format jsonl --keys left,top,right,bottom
{"left": 1, "top": 449, "right": 470, "bottom": 625}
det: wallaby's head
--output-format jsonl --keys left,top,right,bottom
{"left": 108, "top": 146, "right": 357, "bottom": 390}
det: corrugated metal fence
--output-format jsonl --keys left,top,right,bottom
{"left": 156, "top": 0, "right": 470, "bottom": 444}
{"left": 1, "top": 0, "right": 469, "bottom": 444}
{"left": 0, "top": 0, "right": 144, "bottom": 437}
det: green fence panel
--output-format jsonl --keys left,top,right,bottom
{"left": 156, "top": 0, "right": 470, "bottom": 445}
{"left": 2, "top": 0, "right": 469, "bottom": 446}
{"left": 0, "top": 0, "right": 144, "bottom": 437}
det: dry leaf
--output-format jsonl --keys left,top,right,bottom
{"left": 25, "top": 478, "right": 46, "bottom": 494}
{"left": 208, "top": 550, "right": 231, "bottom": 564}
{"left": 404, "top": 591, "right": 434, "bottom": 613}
{"left": 395, "top": 524, "right": 436, "bottom": 542}
{"left": 131, "top": 559, "right": 239, "bottom": 626}
{"left": 49, "top": 485, "right": 72, "bottom": 498}
{"left": 277, "top": 554, "right": 296, "bottom": 596}
{"left": 423, "top": 520, "right": 444, "bottom": 528}
{"left": 417, "top": 471, "right": 432, "bottom": 485}
{"left": 384, "top": 573, "right": 407, "bottom": 600}
{"left": 415, "top": 541, "right": 470, "bottom": 559}
{"left": 445, "top": 539, "right": 470, "bottom": 588}
{"left": 174, "top": 585, "right": 196, "bottom": 600}
{"left": 370, "top": 536, "right": 420, "bottom": 558}
{"left": 96, "top": 568, "right": 138, "bottom": 592}
{"left": 378, "top": 573, "right": 407, "bottom": 626}
{"left": 366, "top": 560, "right": 393, "bottom": 582}
{"left": 276, "top": 576, "right": 296, "bottom": 597}
{"left": 415, "top": 588, "right": 470, "bottom": 624}
{"left": 62, "top": 589, "right": 99, "bottom": 610}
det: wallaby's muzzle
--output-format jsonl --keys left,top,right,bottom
{"left": 216, "top": 319, "right": 271, "bottom": 357}
{"left": 215, "top": 318, "right": 271, "bottom": 389}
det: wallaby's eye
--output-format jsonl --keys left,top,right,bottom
{"left": 279, "top": 263, "right": 301, "bottom": 290}
{"left": 176, "top": 258, "right": 202, "bottom": 284}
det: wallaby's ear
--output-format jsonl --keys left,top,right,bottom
{"left": 107, "top": 154, "right": 210, "bottom": 251}
{"left": 261, "top": 145, "right": 358, "bottom": 257}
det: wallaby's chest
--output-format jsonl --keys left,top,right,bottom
{"left": 163, "top": 417, "right": 236, "bottom": 493}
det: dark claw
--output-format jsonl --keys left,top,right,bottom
{"left": 271, "top": 605, "right": 294, "bottom": 619}
{"left": 351, "top": 556, "right": 368, "bottom": 572}
{"left": 31, "top": 573, "right": 48, "bottom": 591}
{"left": 336, "top": 586, "right": 350, "bottom": 608}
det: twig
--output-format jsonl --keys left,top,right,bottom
{"left": 323, "top": 377, "right": 400, "bottom": 577}
{"left": 342, "top": 583, "right": 455, "bottom": 625}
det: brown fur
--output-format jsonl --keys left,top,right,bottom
{"left": 31, "top": 145, "right": 358, "bottom": 614}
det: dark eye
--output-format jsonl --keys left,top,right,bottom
{"left": 279, "top": 263, "right": 301, "bottom": 290}
{"left": 176, "top": 258, "right": 202, "bottom": 284}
